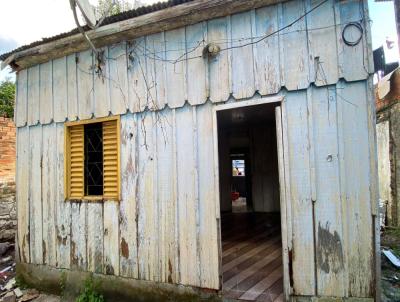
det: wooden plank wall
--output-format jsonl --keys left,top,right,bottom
{"left": 16, "top": 80, "right": 376, "bottom": 297}
{"left": 16, "top": 101, "right": 220, "bottom": 290}
{"left": 14, "top": 0, "right": 376, "bottom": 298}
{"left": 14, "top": 0, "right": 372, "bottom": 127}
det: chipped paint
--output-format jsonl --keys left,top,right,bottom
{"left": 317, "top": 222, "right": 344, "bottom": 274}
{"left": 121, "top": 238, "right": 129, "bottom": 259}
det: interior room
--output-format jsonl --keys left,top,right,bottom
{"left": 217, "top": 102, "right": 283, "bottom": 301}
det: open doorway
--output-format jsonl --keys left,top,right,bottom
{"left": 217, "top": 101, "right": 284, "bottom": 301}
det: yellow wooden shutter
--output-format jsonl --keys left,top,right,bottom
{"left": 103, "top": 119, "right": 120, "bottom": 200}
{"left": 67, "top": 125, "right": 84, "bottom": 199}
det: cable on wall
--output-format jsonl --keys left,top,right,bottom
{"left": 342, "top": 21, "right": 363, "bottom": 47}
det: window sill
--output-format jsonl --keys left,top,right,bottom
{"left": 65, "top": 196, "right": 120, "bottom": 202}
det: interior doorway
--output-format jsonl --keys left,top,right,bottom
{"left": 216, "top": 100, "right": 284, "bottom": 301}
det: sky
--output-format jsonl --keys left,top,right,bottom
{"left": 0, "top": 0, "right": 398, "bottom": 81}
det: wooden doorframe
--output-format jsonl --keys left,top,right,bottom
{"left": 212, "top": 95, "right": 290, "bottom": 300}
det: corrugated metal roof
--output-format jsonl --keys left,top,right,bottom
{"left": 0, "top": 0, "right": 194, "bottom": 61}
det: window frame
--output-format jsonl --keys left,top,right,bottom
{"left": 64, "top": 115, "right": 121, "bottom": 202}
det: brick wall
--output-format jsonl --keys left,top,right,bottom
{"left": 0, "top": 117, "right": 16, "bottom": 242}
{"left": 0, "top": 117, "right": 16, "bottom": 183}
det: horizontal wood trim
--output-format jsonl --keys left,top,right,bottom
{"left": 65, "top": 115, "right": 120, "bottom": 126}
{"left": 7, "top": 0, "right": 288, "bottom": 71}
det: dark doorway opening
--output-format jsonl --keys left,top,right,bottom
{"left": 217, "top": 102, "right": 283, "bottom": 301}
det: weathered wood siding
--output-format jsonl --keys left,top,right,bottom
{"left": 14, "top": 0, "right": 372, "bottom": 127}
{"left": 16, "top": 80, "right": 377, "bottom": 297}
{"left": 14, "top": 0, "right": 377, "bottom": 299}
{"left": 16, "top": 102, "right": 220, "bottom": 289}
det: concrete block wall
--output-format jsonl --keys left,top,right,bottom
{"left": 0, "top": 117, "right": 16, "bottom": 242}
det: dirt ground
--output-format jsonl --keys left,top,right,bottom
{"left": 381, "top": 226, "right": 400, "bottom": 302}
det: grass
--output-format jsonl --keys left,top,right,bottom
{"left": 76, "top": 275, "right": 105, "bottom": 302}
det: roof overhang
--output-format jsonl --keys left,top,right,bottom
{"left": 1, "top": 0, "right": 287, "bottom": 72}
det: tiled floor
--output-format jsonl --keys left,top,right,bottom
{"left": 221, "top": 212, "right": 283, "bottom": 301}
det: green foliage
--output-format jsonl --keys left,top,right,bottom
{"left": 76, "top": 275, "right": 105, "bottom": 302}
{"left": 0, "top": 78, "right": 15, "bottom": 118}
{"left": 15, "top": 275, "right": 28, "bottom": 290}
{"left": 96, "top": 0, "right": 133, "bottom": 17}
{"left": 60, "top": 271, "right": 67, "bottom": 297}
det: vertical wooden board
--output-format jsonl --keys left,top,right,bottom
{"left": 119, "top": 113, "right": 139, "bottom": 278}
{"left": 366, "top": 76, "right": 379, "bottom": 299}
{"left": 186, "top": 22, "right": 208, "bottom": 105}
{"left": 146, "top": 33, "right": 166, "bottom": 110}
{"left": 94, "top": 47, "right": 111, "bottom": 118}
{"left": 254, "top": 5, "right": 281, "bottom": 95}
{"left": 275, "top": 106, "right": 290, "bottom": 300}
{"left": 207, "top": 17, "right": 230, "bottom": 103}
{"left": 310, "top": 86, "right": 345, "bottom": 296}
{"left": 16, "top": 70, "right": 28, "bottom": 127}
{"left": 87, "top": 203, "right": 103, "bottom": 273}
{"left": 137, "top": 112, "right": 158, "bottom": 281}
{"left": 53, "top": 57, "right": 68, "bottom": 122}
{"left": 337, "top": 0, "right": 369, "bottom": 81}
{"left": 338, "top": 81, "right": 373, "bottom": 297}
{"left": 197, "top": 103, "right": 219, "bottom": 289}
{"left": 231, "top": 11, "right": 255, "bottom": 99}
{"left": 41, "top": 124, "right": 57, "bottom": 266}
{"left": 285, "top": 90, "right": 315, "bottom": 295}
{"left": 70, "top": 202, "right": 87, "bottom": 270}
{"left": 155, "top": 108, "right": 178, "bottom": 284}
{"left": 39, "top": 61, "right": 53, "bottom": 124}
{"left": 103, "top": 201, "right": 120, "bottom": 276}
{"left": 306, "top": 0, "right": 339, "bottom": 86}
{"left": 165, "top": 28, "right": 186, "bottom": 108}
{"left": 77, "top": 50, "right": 93, "bottom": 120}
{"left": 280, "top": 1, "right": 310, "bottom": 90}
{"left": 55, "top": 124, "right": 71, "bottom": 269}
{"left": 67, "top": 54, "right": 78, "bottom": 121}
{"left": 29, "top": 125, "right": 43, "bottom": 264}
{"left": 109, "top": 42, "right": 128, "bottom": 115}
{"left": 127, "top": 38, "right": 148, "bottom": 113}
{"left": 176, "top": 105, "right": 198, "bottom": 287}
{"left": 16, "top": 127, "right": 30, "bottom": 263}
{"left": 27, "top": 66, "right": 40, "bottom": 126}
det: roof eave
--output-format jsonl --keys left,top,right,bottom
{"left": 3, "top": 0, "right": 287, "bottom": 72}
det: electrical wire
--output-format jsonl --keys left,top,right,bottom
{"left": 107, "top": 0, "right": 331, "bottom": 65}
{"left": 342, "top": 22, "right": 363, "bottom": 46}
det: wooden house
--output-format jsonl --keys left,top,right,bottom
{"left": 0, "top": 0, "right": 379, "bottom": 301}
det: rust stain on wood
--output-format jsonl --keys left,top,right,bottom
{"left": 121, "top": 237, "right": 129, "bottom": 259}
{"left": 71, "top": 240, "right": 78, "bottom": 267}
